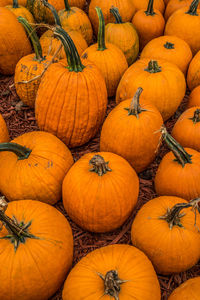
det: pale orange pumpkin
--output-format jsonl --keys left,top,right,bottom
{"left": 168, "top": 277, "right": 200, "bottom": 299}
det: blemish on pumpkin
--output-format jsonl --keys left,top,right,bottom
{"left": 47, "top": 161, "right": 53, "bottom": 168}
{"left": 82, "top": 52, "right": 88, "bottom": 59}
{"left": 34, "top": 163, "right": 38, "bottom": 167}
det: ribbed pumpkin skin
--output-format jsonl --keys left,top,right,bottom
{"left": 116, "top": 59, "right": 186, "bottom": 121}
{"left": 165, "top": 7, "right": 200, "bottom": 55}
{"left": 40, "top": 28, "right": 88, "bottom": 60}
{"left": 62, "top": 152, "right": 139, "bottom": 232}
{"left": 0, "top": 8, "right": 32, "bottom": 75}
{"left": 141, "top": 36, "right": 192, "bottom": 75}
{"left": 89, "top": 0, "right": 136, "bottom": 35}
{"left": 63, "top": 244, "right": 161, "bottom": 300}
{"left": 6, "top": 5, "right": 35, "bottom": 23}
{"left": 155, "top": 148, "right": 200, "bottom": 200}
{"left": 100, "top": 99, "right": 163, "bottom": 173}
{"left": 0, "top": 114, "right": 9, "bottom": 143}
{"left": 171, "top": 107, "right": 200, "bottom": 152}
{"left": 35, "top": 60, "right": 107, "bottom": 148}
{"left": 0, "top": 200, "right": 73, "bottom": 300}
{"left": 105, "top": 22, "right": 139, "bottom": 66}
{"left": 188, "top": 85, "right": 200, "bottom": 108}
{"left": 187, "top": 51, "right": 200, "bottom": 91}
{"left": 131, "top": 0, "right": 165, "bottom": 13}
{"left": 82, "top": 43, "right": 128, "bottom": 97}
{"left": 68, "top": 0, "right": 85, "bottom": 9}
{"left": 0, "top": 131, "right": 74, "bottom": 204}
{"left": 168, "top": 277, "right": 200, "bottom": 300}
{"left": 14, "top": 54, "right": 53, "bottom": 108}
{"left": 164, "top": 0, "right": 194, "bottom": 20}
{"left": 131, "top": 196, "right": 200, "bottom": 274}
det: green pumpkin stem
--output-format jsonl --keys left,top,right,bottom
{"left": 186, "top": 0, "right": 199, "bottom": 15}
{"left": 0, "top": 142, "right": 32, "bottom": 160}
{"left": 18, "top": 17, "right": 43, "bottom": 61}
{"left": 145, "top": 0, "right": 155, "bottom": 16}
{"left": 13, "top": 0, "right": 19, "bottom": 8}
{"left": 125, "top": 87, "right": 147, "bottom": 118}
{"left": 64, "top": 0, "right": 71, "bottom": 10}
{"left": 164, "top": 42, "right": 175, "bottom": 49}
{"left": 96, "top": 7, "right": 107, "bottom": 51}
{"left": 145, "top": 60, "right": 162, "bottom": 73}
{"left": 110, "top": 7, "right": 123, "bottom": 23}
{"left": 43, "top": 0, "right": 62, "bottom": 26}
{"left": 160, "top": 126, "right": 192, "bottom": 167}
{"left": 189, "top": 108, "right": 200, "bottom": 124}
{"left": 89, "top": 155, "right": 112, "bottom": 176}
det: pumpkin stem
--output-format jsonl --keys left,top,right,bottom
{"left": 96, "top": 7, "right": 107, "bottom": 51}
{"left": 160, "top": 126, "right": 192, "bottom": 167}
{"left": 186, "top": 0, "right": 199, "bottom": 15}
{"left": 18, "top": 17, "right": 43, "bottom": 61}
{"left": 64, "top": 0, "right": 71, "bottom": 11}
{"left": 0, "top": 142, "right": 32, "bottom": 160}
{"left": 189, "top": 108, "right": 200, "bottom": 124}
{"left": 110, "top": 7, "right": 123, "bottom": 23}
{"left": 13, "top": 0, "right": 19, "bottom": 8}
{"left": 164, "top": 42, "right": 175, "bottom": 49}
{"left": 145, "top": 60, "right": 162, "bottom": 73}
{"left": 42, "top": 0, "right": 62, "bottom": 26}
{"left": 145, "top": 0, "right": 155, "bottom": 15}
{"left": 124, "top": 87, "right": 147, "bottom": 118}
{"left": 89, "top": 155, "right": 112, "bottom": 176}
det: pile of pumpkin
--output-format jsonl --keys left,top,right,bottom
{"left": 1, "top": 0, "right": 200, "bottom": 298}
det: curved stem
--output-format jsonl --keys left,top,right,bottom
{"left": 13, "top": 0, "right": 19, "bottom": 8}
{"left": 145, "top": 0, "right": 155, "bottom": 16}
{"left": 189, "top": 108, "right": 200, "bottom": 124}
{"left": 145, "top": 60, "right": 162, "bottom": 73}
{"left": 96, "top": 7, "right": 106, "bottom": 51}
{"left": 18, "top": 17, "right": 43, "bottom": 61}
{"left": 0, "top": 143, "right": 32, "bottom": 160}
{"left": 43, "top": 0, "right": 62, "bottom": 26}
{"left": 110, "top": 7, "right": 123, "bottom": 23}
{"left": 89, "top": 155, "right": 112, "bottom": 176}
{"left": 164, "top": 42, "right": 175, "bottom": 49}
{"left": 125, "top": 87, "right": 147, "bottom": 118}
{"left": 64, "top": 0, "right": 71, "bottom": 10}
{"left": 186, "top": 0, "right": 199, "bottom": 15}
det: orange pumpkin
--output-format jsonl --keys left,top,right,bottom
{"left": 81, "top": 7, "right": 128, "bottom": 97}
{"left": 116, "top": 59, "right": 186, "bottom": 121}
{"left": 6, "top": 0, "right": 34, "bottom": 23}
{"left": 62, "top": 152, "right": 139, "bottom": 232}
{"left": 100, "top": 88, "right": 163, "bottom": 173}
{"left": 62, "top": 244, "right": 161, "bottom": 300}
{"left": 0, "top": 197, "right": 73, "bottom": 300}
{"left": 168, "top": 277, "right": 200, "bottom": 299}
{"left": 0, "top": 131, "right": 74, "bottom": 204}
{"left": 131, "top": 196, "right": 200, "bottom": 274}
{"left": 68, "top": 0, "right": 85, "bottom": 9}
{"left": 164, "top": 0, "right": 197, "bottom": 21}
{"left": 140, "top": 35, "right": 192, "bottom": 75}
{"left": 0, "top": 114, "right": 9, "bottom": 143}
{"left": 131, "top": 0, "right": 165, "bottom": 13}
{"left": 155, "top": 126, "right": 200, "bottom": 200}
{"left": 0, "top": 8, "right": 32, "bottom": 75}
{"left": 187, "top": 85, "right": 200, "bottom": 108}
{"left": 132, "top": 0, "right": 165, "bottom": 50}
{"left": 187, "top": 50, "right": 200, "bottom": 90}
{"left": 1, "top": 0, "right": 27, "bottom": 6}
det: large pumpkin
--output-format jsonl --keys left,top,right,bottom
{"left": 187, "top": 50, "right": 200, "bottom": 90}
{"left": 187, "top": 85, "right": 200, "bottom": 108}
{"left": 164, "top": 0, "right": 198, "bottom": 20}
{"left": 0, "top": 131, "right": 74, "bottom": 204}
{"left": 0, "top": 197, "right": 73, "bottom": 300}
{"left": 116, "top": 59, "right": 186, "bottom": 121}
{"left": 62, "top": 152, "right": 139, "bottom": 232}
{"left": 131, "top": 196, "right": 200, "bottom": 274}
{"left": 0, "top": 114, "right": 9, "bottom": 143}
{"left": 6, "top": 0, "right": 35, "bottom": 23}
{"left": 168, "top": 277, "right": 200, "bottom": 299}
{"left": 62, "top": 244, "right": 161, "bottom": 300}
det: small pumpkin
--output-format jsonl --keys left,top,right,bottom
{"left": 62, "top": 244, "right": 161, "bottom": 300}
{"left": 6, "top": 0, "right": 34, "bottom": 23}
{"left": 187, "top": 85, "right": 200, "bottom": 108}
{"left": 131, "top": 196, "right": 200, "bottom": 274}
{"left": 116, "top": 59, "right": 186, "bottom": 121}
{"left": 62, "top": 152, "right": 139, "bottom": 232}
{"left": 0, "top": 7, "right": 32, "bottom": 75}
{"left": 81, "top": 7, "right": 128, "bottom": 97}
{"left": 140, "top": 35, "right": 192, "bottom": 75}
{"left": 105, "top": 7, "right": 139, "bottom": 66}
{"left": 131, "top": 0, "right": 165, "bottom": 13}
{"left": 155, "top": 126, "right": 200, "bottom": 200}
{"left": 0, "top": 114, "right": 9, "bottom": 143}
{"left": 168, "top": 277, "right": 200, "bottom": 299}
{"left": 0, "top": 197, "right": 73, "bottom": 300}
{"left": 0, "top": 131, "right": 74, "bottom": 204}
{"left": 100, "top": 88, "right": 163, "bottom": 173}
{"left": 187, "top": 50, "right": 200, "bottom": 90}
{"left": 68, "top": 0, "right": 85, "bottom": 9}
{"left": 132, "top": 0, "right": 165, "bottom": 50}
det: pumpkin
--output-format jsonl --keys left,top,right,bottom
{"left": 58, "top": 0, "right": 93, "bottom": 45}
{"left": 81, "top": 7, "right": 128, "bottom": 98}
{"left": 140, "top": 36, "right": 192, "bottom": 75}
{"left": 168, "top": 277, "right": 200, "bottom": 299}
{"left": 36, "top": 26, "right": 107, "bottom": 148}
{"left": 131, "top": 196, "right": 200, "bottom": 274}
{"left": 187, "top": 50, "right": 200, "bottom": 90}
{"left": 171, "top": 107, "right": 200, "bottom": 152}
{"left": 116, "top": 59, "right": 186, "bottom": 121}
{"left": 62, "top": 152, "right": 139, "bottom": 232}
{"left": 164, "top": 0, "right": 198, "bottom": 21}
{"left": 132, "top": 0, "right": 165, "bottom": 50}
{"left": 165, "top": 0, "right": 200, "bottom": 55}
{"left": 0, "top": 131, "right": 74, "bottom": 204}
{"left": 14, "top": 17, "right": 55, "bottom": 108}
{"left": 89, "top": 0, "right": 136, "bottom": 35}
{"left": 100, "top": 88, "right": 163, "bottom": 173}
{"left": 68, "top": 0, "right": 85, "bottom": 9}
{"left": 62, "top": 244, "right": 161, "bottom": 300}
{"left": 105, "top": 7, "right": 139, "bottom": 66}
{"left": 131, "top": 0, "right": 165, "bottom": 13}
{"left": 0, "top": 197, "right": 73, "bottom": 300}
{"left": 155, "top": 126, "right": 200, "bottom": 200}
{"left": 1, "top": 0, "right": 27, "bottom": 6}
{"left": 187, "top": 85, "right": 200, "bottom": 108}
{"left": 6, "top": 0, "right": 34, "bottom": 23}
{"left": 0, "top": 8, "right": 32, "bottom": 75}
{"left": 0, "top": 114, "right": 9, "bottom": 143}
